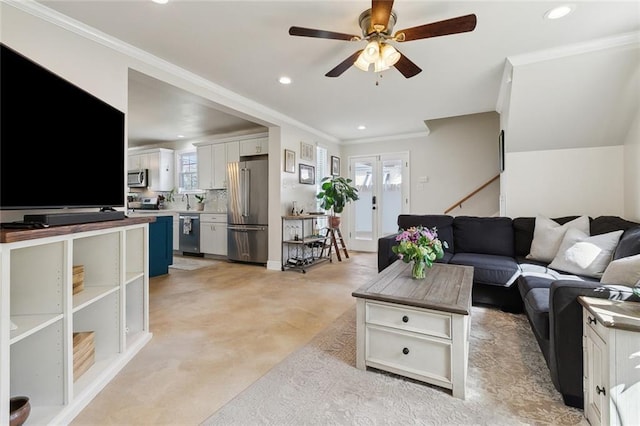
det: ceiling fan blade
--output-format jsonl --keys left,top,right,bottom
{"left": 325, "top": 50, "right": 363, "bottom": 78}
{"left": 289, "top": 26, "right": 360, "bottom": 41}
{"left": 394, "top": 14, "right": 477, "bottom": 42}
{"left": 394, "top": 53, "right": 422, "bottom": 78}
{"left": 370, "top": 0, "right": 394, "bottom": 33}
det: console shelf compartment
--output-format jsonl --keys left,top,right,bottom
{"left": 0, "top": 218, "right": 154, "bottom": 425}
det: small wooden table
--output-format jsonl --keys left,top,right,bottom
{"left": 352, "top": 261, "right": 474, "bottom": 399}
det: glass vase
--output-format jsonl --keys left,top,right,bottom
{"left": 411, "top": 260, "right": 426, "bottom": 279}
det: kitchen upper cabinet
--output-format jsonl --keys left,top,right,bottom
{"left": 197, "top": 141, "right": 240, "bottom": 189}
{"left": 239, "top": 137, "right": 268, "bottom": 156}
{"left": 128, "top": 148, "right": 174, "bottom": 192}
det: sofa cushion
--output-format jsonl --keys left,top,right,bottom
{"left": 513, "top": 216, "right": 580, "bottom": 258}
{"left": 449, "top": 253, "right": 520, "bottom": 287}
{"left": 600, "top": 254, "right": 640, "bottom": 287}
{"left": 518, "top": 273, "right": 554, "bottom": 300}
{"left": 548, "top": 228, "right": 623, "bottom": 278}
{"left": 453, "top": 216, "right": 514, "bottom": 257}
{"left": 526, "top": 215, "right": 590, "bottom": 263}
{"left": 523, "top": 288, "right": 550, "bottom": 341}
{"left": 590, "top": 216, "right": 639, "bottom": 236}
{"left": 614, "top": 226, "right": 640, "bottom": 260}
{"left": 397, "top": 214, "right": 454, "bottom": 253}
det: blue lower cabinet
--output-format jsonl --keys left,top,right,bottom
{"left": 149, "top": 216, "right": 173, "bottom": 277}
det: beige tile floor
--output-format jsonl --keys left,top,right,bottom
{"left": 71, "top": 251, "right": 378, "bottom": 425}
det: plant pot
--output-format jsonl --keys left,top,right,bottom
{"left": 328, "top": 216, "right": 341, "bottom": 229}
{"left": 195, "top": 203, "right": 204, "bottom": 211}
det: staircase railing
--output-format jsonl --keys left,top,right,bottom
{"left": 444, "top": 174, "right": 500, "bottom": 214}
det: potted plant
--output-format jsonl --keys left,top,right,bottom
{"left": 195, "top": 194, "right": 206, "bottom": 211}
{"left": 316, "top": 176, "right": 359, "bottom": 228}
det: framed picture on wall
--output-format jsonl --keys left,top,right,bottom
{"left": 284, "top": 149, "right": 295, "bottom": 173}
{"left": 299, "top": 164, "right": 315, "bottom": 185}
{"left": 331, "top": 156, "right": 340, "bottom": 176}
{"left": 498, "top": 130, "right": 505, "bottom": 172}
{"left": 300, "top": 141, "right": 315, "bottom": 162}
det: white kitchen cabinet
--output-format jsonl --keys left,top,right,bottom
{"left": 0, "top": 219, "right": 153, "bottom": 425}
{"left": 128, "top": 148, "right": 174, "bottom": 191}
{"left": 173, "top": 216, "right": 179, "bottom": 251}
{"left": 197, "top": 141, "right": 240, "bottom": 189}
{"left": 200, "top": 213, "right": 227, "bottom": 256}
{"left": 239, "top": 137, "right": 268, "bottom": 156}
{"left": 579, "top": 296, "right": 640, "bottom": 426}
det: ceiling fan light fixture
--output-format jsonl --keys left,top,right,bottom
{"left": 380, "top": 43, "right": 401, "bottom": 67}
{"left": 374, "top": 57, "right": 390, "bottom": 73}
{"left": 354, "top": 52, "right": 371, "bottom": 71}
{"left": 362, "top": 40, "right": 380, "bottom": 63}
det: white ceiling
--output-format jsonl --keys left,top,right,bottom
{"left": 37, "top": 1, "right": 640, "bottom": 147}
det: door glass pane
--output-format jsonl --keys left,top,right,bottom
{"left": 354, "top": 159, "right": 374, "bottom": 241}
{"left": 381, "top": 159, "right": 403, "bottom": 235}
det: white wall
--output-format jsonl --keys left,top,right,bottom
{"left": 503, "top": 146, "right": 624, "bottom": 218}
{"left": 341, "top": 112, "right": 500, "bottom": 216}
{"left": 623, "top": 110, "right": 640, "bottom": 221}
{"left": 265, "top": 125, "right": 339, "bottom": 270}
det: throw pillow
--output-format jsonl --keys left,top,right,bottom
{"left": 548, "top": 228, "right": 623, "bottom": 278}
{"left": 600, "top": 254, "right": 640, "bottom": 287}
{"left": 526, "top": 215, "right": 590, "bottom": 263}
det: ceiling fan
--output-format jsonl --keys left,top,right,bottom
{"left": 289, "top": 0, "right": 477, "bottom": 78}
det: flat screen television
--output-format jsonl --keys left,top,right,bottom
{"left": 0, "top": 43, "right": 125, "bottom": 210}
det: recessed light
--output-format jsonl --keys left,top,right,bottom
{"left": 544, "top": 5, "right": 574, "bottom": 20}
{"left": 152, "top": 0, "right": 169, "bottom": 4}
{"left": 279, "top": 76, "right": 292, "bottom": 85}
{"left": 177, "top": 135, "right": 185, "bottom": 139}
{"left": 357, "top": 125, "right": 366, "bottom": 130}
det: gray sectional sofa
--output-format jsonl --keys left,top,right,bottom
{"left": 378, "top": 214, "right": 640, "bottom": 408}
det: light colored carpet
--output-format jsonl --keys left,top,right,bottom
{"left": 169, "top": 255, "right": 221, "bottom": 271}
{"left": 203, "top": 305, "right": 587, "bottom": 426}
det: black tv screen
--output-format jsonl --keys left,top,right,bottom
{"left": 0, "top": 43, "right": 125, "bottom": 210}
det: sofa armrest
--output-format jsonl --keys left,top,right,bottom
{"left": 378, "top": 233, "right": 399, "bottom": 272}
{"left": 548, "top": 280, "right": 638, "bottom": 407}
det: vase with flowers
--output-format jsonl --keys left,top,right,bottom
{"left": 391, "top": 226, "right": 448, "bottom": 279}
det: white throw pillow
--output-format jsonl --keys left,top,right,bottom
{"left": 527, "top": 215, "right": 590, "bottom": 263}
{"left": 600, "top": 254, "right": 640, "bottom": 287}
{"left": 548, "top": 228, "right": 623, "bottom": 278}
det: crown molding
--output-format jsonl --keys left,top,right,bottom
{"left": 341, "top": 130, "right": 429, "bottom": 145}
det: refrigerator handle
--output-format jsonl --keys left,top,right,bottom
{"left": 242, "top": 168, "right": 250, "bottom": 217}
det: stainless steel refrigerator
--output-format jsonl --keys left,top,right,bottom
{"left": 227, "top": 157, "right": 269, "bottom": 264}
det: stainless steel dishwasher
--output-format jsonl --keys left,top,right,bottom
{"left": 179, "top": 213, "right": 202, "bottom": 256}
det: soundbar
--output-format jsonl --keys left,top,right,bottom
{"left": 24, "top": 211, "right": 126, "bottom": 226}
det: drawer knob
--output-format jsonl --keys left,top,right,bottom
{"left": 588, "top": 316, "right": 597, "bottom": 325}
{"left": 596, "top": 385, "right": 606, "bottom": 396}
{"left": 402, "top": 347, "right": 410, "bottom": 355}
{"left": 402, "top": 315, "right": 409, "bottom": 323}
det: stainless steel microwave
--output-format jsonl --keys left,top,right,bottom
{"left": 127, "top": 169, "right": 148, "bottom": 188}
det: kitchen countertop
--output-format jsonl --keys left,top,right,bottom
{"left": 127, "top": 210, "right": 227, "bottom": 216}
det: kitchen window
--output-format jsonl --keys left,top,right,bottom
{"left": 178, "top": 150, "right": 198, "bottom": 192}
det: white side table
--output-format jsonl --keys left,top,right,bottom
{"left": 578, "top": 296, "right": 640, "bottom": 426}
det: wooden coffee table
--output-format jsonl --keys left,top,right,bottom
{"left": 352, "top": 261, "right": 473, "bottom": 399}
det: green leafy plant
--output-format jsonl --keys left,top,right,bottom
{"left": 316, "top": 176, "right": 359, "bottom": 216}
{"left": 195, "top": 194, "right": 206, "bottom": 203}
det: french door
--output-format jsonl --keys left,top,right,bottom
{"left": 348, "top": 153, "right": 409, "bottom": 252}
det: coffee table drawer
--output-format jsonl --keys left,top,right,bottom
{"left": 366, "top": 301, "right": 451, "bottom": 339}
{"left": 366, "top": 325, "right": 452, "bottom": 384}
